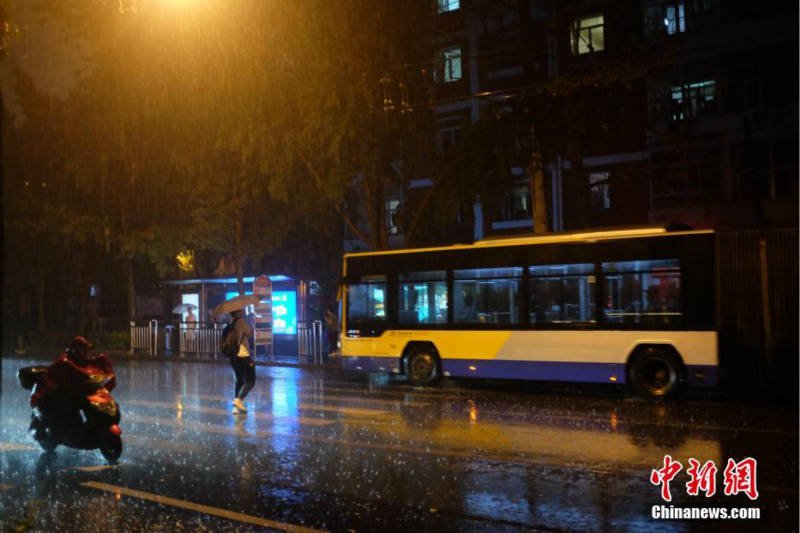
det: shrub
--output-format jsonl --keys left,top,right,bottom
{"left": 27, "top": 330, "right": 130, "bottom": 351}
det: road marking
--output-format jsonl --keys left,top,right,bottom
{"left": 127, "top": 399, "right": 337, "bottom": 426}
{"left": 73, "top": 463, "right": 124, "bottom": 472}
{"left": 81, "top": 481, "right": 327, "bottom": 533}
{"left": 173, "top": 394, "right": 390, "bottom": 417}
{"left": 0, "top": 441, "right": 38, "bottom": 452}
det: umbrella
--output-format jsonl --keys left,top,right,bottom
{"left": 212, "top": 294, "right": 264, "bottom": 317}
{"left": 172, "top": 303, "right": 197, "bottom": 315}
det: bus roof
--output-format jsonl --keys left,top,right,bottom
{"left": 343, "top": 227, "right": 715, "bottom": 260}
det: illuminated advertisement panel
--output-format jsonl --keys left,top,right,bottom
{"left": 224, "top": 290, "right": 296, "bottom": 335}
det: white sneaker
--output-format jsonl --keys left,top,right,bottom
{"left": 233, "top": 398, "right": 247, "bottom": 412}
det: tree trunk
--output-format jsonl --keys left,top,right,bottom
{"left": 37, "top": 277, "right": 46, "bottom": 332}
{"left": 235, "top": 209, "right": 245, "bottom": 295}
{"left": 125, "top": 258, "right": 136, "bottom": 322}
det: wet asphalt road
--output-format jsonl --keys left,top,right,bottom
{"left": 0, "top": 354, "right": 797, "bottom": 533}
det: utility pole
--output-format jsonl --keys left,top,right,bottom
{"left": 531, "top": 125, "right": 549, "bottom": 234}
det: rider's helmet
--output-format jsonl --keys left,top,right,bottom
{"left": 66, "top": 336, "right": 93, "bottom": 361}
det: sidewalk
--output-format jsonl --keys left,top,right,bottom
{"left": 6, "top": 347, "right": 340, "bottom": 370}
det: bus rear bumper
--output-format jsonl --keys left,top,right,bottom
{"left": 686, "top": 365, "right": 719, "bottom": 388}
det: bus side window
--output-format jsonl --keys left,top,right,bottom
{"left": 346, "top": 280, "right": 387, "bottom": 322}
{"left": 601, "top": 259, "right": 682, "bottom": 326}
{"left": 454, "top": 267, "right": 523, "bottom": 324}
{"left": 529, "top": 264, "right": 596, "bottom": 324}
{"left": 398, "top": 271, "right": 448, "bottom": 325}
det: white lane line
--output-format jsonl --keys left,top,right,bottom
{"left": 174, "top": 394, "right": 390, "bottom": 417}
{"left": 0, "top": 442, "right": 38, "bottom": 452}
{"left": 127, "top": 399, "right": 336, "bottom": 426}
{"left": 81, "top": 481, "right": 327, "bottom": 533}
{"left": 73, "top": 463, "right": 125, "bottom": 472}
{"left": 127, "top": 413, "right": 275, "bottom": 438}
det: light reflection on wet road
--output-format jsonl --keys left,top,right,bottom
{"left": 1, "top": 355, "right": 797, "bottom": 532}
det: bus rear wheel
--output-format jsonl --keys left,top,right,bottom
{"left": 405, "top": 347, "right": 441, "bottom": 386}
{"left": 628, "top": 347, "right": 685, "bottom": 400}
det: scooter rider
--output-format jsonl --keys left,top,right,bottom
{"left": 31, "top": 337, "right": 116, "bottom": 436}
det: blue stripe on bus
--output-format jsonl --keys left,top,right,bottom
{"left": 341, "top": 356, "right": 719, "bottom": 388}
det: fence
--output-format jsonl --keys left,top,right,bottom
{"left": 166, "top": 323, "right": 224, "bottom": 358}
{"left": 716, "top": 227, "right": 799, "bottom": 394}
{"left": 298, "top": 320, "right": 325, "bottom": 364}
{"left": 130, "top": 320, "right": 158, "bottom": 356}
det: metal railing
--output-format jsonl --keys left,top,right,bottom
{"left": 130, "top": 320, "right": 158, "bottom": 356}
{"left": 298, "top": 320, "right": 325, "bottom": 364}
{"left": 166, "top": 323, "right": 224, "bottom": 358}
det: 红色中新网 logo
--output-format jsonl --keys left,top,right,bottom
{"left": 650, "top": 456, "right": 758, "bottom": 502}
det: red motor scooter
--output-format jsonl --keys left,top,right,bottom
{"left": 18, "top": 358, "right": 123, "bottom": 462}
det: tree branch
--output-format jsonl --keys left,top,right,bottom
{"left": 296, "top": 148, "right": 377, "bottom": 250}
{"left": 405, "top": 154, "right": 465, "bottom": 247}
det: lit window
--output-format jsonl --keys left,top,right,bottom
{"left": 588, "top": 172, "right": 611, "bottom": 212}
{"left": 437, "top": 0, "right": 459, "bottom": 13}
{"left": 385, "top": 199, "right": 400, "bottom": 235}
{"left": 571, "top": 14, "right": 604, "bottom": 55}
{"left": 436, "top": 46, "right": 462, "bottom": 83}
{"left": 664, "top": 2, "right": 686, "bottom": 34}
{"left": 347, "top": 277, "right": 387, "bottom": 322}
{"left": 501, "top": 184, "right": 532, "bottom": 221}
{"left": 670, "top": 80, "right": 716, "bottom": 121}
{"left": 398, "top": 272, "right": 448, "bottom": 325}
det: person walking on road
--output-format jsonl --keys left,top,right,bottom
{"left": 227, "top": 309, "right": 256, "bottom": 414}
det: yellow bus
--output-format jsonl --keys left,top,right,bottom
{"left": 339, "top": 226, "right": 719, "bottom": 399}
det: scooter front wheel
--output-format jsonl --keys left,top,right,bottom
{"left": 99, "top": 434, "right": 122, "bottom": 463}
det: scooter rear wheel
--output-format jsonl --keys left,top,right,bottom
{"left": 30, "top": 416, "right": 57, "bottom": 452}
{"left": 100, "top": 434, "right": 122, "bottom": 463}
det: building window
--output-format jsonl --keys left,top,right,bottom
{"left": 571, "top": 14, "right": 605, "bottom": 55}
{"left": 602, "top": 260, "right": 682, "bottom": 327}
{"left": 437, "top": 0, "right": 459, "bottom": 13}
{"left": 588, "top": 172, "right": 611, "bottom": 212}
{"left": 670, "top": 80, "right": 716, "bottom": 121}
{"left": 501, "top": 184, "right": 532, "bottom": 221}
{"left": 385, "top": 199, "right": 400, "bottom": 235}
{"left": 436, "top": 46, "right": 462, "bottom": 83}
{"left": 530, "top": 264, "right": 596, "bottom": 324}
{"left": 398, "top": 271, "right": 448, "bottom": 324}
{"left": 439, "top": 126, "right": 463, "bottom": 151}
{"left": 664, "top": 1, "right": 686, "bottom": 34}
{"left": 692, "top": 0, "right": 712, "bottom": 12}
{"left": 454, "top": 268, "right": 522, "bottom": 324}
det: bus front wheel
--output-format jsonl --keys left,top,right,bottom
{"left": 628, "top": 347, "right": 685, "bottom": 400}
{"left": 405, "top": 346, "right": 441, "bottom": 386}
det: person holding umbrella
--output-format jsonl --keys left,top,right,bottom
{"left": 215, "top": 295, "right": 260, "bottom": 414}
